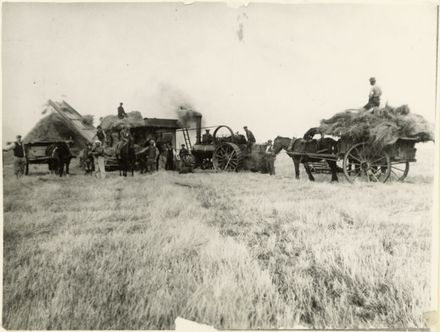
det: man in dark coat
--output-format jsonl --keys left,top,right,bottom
{"left": 3, "top": 135, "right": 26, "bottom": 178}
{"left": 165, "top": 144, "right": 175, "bottom": 170}
{"left": 202, "top": 129, "right": 213, "bottom": 144}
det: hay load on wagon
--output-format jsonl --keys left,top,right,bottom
{"left": 318, "top": 105, "right": 434, "bottom": 147}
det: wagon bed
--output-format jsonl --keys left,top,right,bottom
{"left": 286, "top": 137, "right": 419, "bottom": 183}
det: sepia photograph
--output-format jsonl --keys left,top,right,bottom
{"left": 2, "top": 1, "right": 438, "bottom": 330}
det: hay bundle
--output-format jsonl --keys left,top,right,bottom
{"left": 319, "top": 105, "right": 434, "bottom": 147}
{"left": 99, "top": 111, "right": 144, "bottom": 131}
{"left": 24, "top": 112, "right": 79, "bottom": 143}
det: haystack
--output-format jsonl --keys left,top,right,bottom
{"left": 319, "top": 105, "right": 434, "bottom": 147}
{"left": 99, "top": 111, "right": 144, "bottom": 131}
{"left": 23, "top": 112, "right": 88, "bottom": 149}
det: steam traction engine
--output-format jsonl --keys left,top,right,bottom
{"left": 185, "top": 114, "right": 268, "bottom": 172}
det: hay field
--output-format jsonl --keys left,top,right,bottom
{"left": 2, "top": 144, "right": 436, "bottom": 330}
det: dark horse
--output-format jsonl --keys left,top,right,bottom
{"left": 273, "top": 136, "right": 339, "bottom": 182}
{"left": 47, "top": 142, "right": 74, "bottom": 177}
{"left": 117, "top": 138, "right": 135, "bottom": 177}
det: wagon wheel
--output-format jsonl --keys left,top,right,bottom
{"left": 388, "top": 161, "right": 410, "bottom": 182}
{"left": 212, "top": 142, "right": 242, "bottom": 171}
{"left": 343, "top": 143, "right": 391, "bottom": 183}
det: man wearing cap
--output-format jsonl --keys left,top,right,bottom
{"left": 364, "top": 77, "right": 382, "bottom": 110}
{"left": 243, "top": 126, "right": 256, "bottom": 152}
{"left": 179, "top": 144, "right": 189, "bottom": 160}
{"left": 3, "top": 135, "right": 26, "bottom": 178}
{"left": 202, "top": 129, "right": 213, "bottom": 144}
{"left": 91, "top": 140, "right": 106, "bottom": 178}
{"left": 117, "top": 102, "right": 127, "bottom": 119}
{"left": 265, "top": 139, "right": 276, "bottom": 176}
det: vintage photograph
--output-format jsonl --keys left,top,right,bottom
{"left": 2, "top": 2, "right": 438, "bottom": 330}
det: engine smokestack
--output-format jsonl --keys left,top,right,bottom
{"left": 194, "top": 114, "right": 202, "bottom": 144}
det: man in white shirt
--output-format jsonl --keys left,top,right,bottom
{"left": 265, "top": 139, "right": 276, "bottom": 175}
{"left": 363, "top": 77, "right": 382, "bottom": 110}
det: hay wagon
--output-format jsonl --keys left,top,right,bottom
{"left": 287, "top": 137, "right": 418, "bottom": 183}
{"left": 23, "top": 140, "right": 71, "bottom": 175}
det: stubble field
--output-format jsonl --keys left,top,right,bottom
{"left": 2, "top": 144, "right": 436, "bottom": 330}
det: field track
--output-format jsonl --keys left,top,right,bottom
{"left": 2, "top": 145, "right": 435, "bottom": 329}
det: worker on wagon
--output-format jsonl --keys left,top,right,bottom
{"left": 115, "top": 125, "right": 131, "bottom": 158}
{"left": 91, "top": 140, "right": 106, "bottom": 178}
{"left": 303, "top": 127, "right": 324, "bottom": 141}
{"left": 92, "top": 126, "right": 107, "bottom": 145}
{"left": 3, "top": 135, "right": 26, "bottom": 178}
{"left": 265, "top": 139, "right": 276, "bottom": 176}
{"left": 363, "top": 77, "right": 382, "bottom": 110}
{"left": 117, "top": 102, "right": 127, "bottom": 119}
{"left": 202, "top": 129, "right": 213, "bottom": 144}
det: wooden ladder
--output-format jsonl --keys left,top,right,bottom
{"left": 182, "top": 128, "right": 192, "bottom": 150}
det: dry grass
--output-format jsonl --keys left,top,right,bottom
{"left": 2, "top": 144, "right": 435, "bottom": 329}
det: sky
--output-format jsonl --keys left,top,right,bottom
{"left": 2, "top": 2, "right": 438, "bottom": 145}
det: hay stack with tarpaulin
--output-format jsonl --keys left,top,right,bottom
{"left": 319, "top": 105, "right": 434, "bottom": 147}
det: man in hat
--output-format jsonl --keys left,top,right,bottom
{"left": 179, "top": 144, "right": 189, "bottom": 160}
{"left": 202, "top": 129, "right": 213, "bottom": 144}
{"left": 364, "top": 77, "right": 382, "bottom": 110}
{"left": 265, "top": 139, "right": 276, "bottom": 176}
{"left": 146, "top": 140, "right": 159, "bottom": 173}
{"left": 3, "top": 135, "right": 26, "bottom": 178}
{"left": 91, "top": 140, "right": 106, "bottom": 178}
{"left": 117, "top": 102, "right": 127, "bottom": 119}
{"left": 115, "top": 125, "right": 131, "bottom": 159}
{"left": 243, "top": 126, "right": 256, "bottom": 151}
{"left": 92, "top": 125, "right": 107, "bottom": 145}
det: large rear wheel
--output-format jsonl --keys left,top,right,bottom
{"left": 212, "top": 142, "right": 242, "bottom": 171}
{"left": 343, "top": 143, "right": 391, "bottom": 183}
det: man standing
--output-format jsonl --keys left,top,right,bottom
{"left": 117, "top": 102, "right": 127, "bottom": 119}
{"left": 165, "top": 144, "right": 175, "bottom": 170}
{"left": 243, "top": 126, "right": 256, "bottom": 152}
{"left": 3, "top": 135, "right": 26, "bottom": 178}
{"left": 202, "top": 129, "right": 213, "bottom": 144}
{"left": 363, "top": 77, "right": 382, "bottom": 110}
{"left": 146, "top": 140, "right": 159, "bottom": 173}
{"left": 91, "top": 140, "right": 106, "bottom": 178}
{"left": 265, "top": 139, "right": 276, "bottom": 176}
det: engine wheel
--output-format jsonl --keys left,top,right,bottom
{"left": 212, "top": 142, "right": 242, "bottom": 171}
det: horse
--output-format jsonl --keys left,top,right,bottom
{"left": 46, "top": 142, "right": 74, "bottom": 177}
{"left": 273, "top": 136, "right": 339, "bottom": 182}
{"left": 117, "top": 138, "right": 135, "bottom": 177}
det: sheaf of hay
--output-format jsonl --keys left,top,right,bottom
{"left": 319, "top": 105, "right": 434, "bottom": 147}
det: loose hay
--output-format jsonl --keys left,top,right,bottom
{"left": 99, "top": 111, "right": 145, "bottom": 131}
{"left": 319, "top": 105, "right": 434, "bottom": 147}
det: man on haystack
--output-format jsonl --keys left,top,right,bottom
{"left": 117, "top": 102, "right": 127, "bottom": 119}
{"left": 363, "top": 77, "right": 382, "bottom": 110}
{"left": 3, "top": 135, "right": 26, "bottom": 178}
